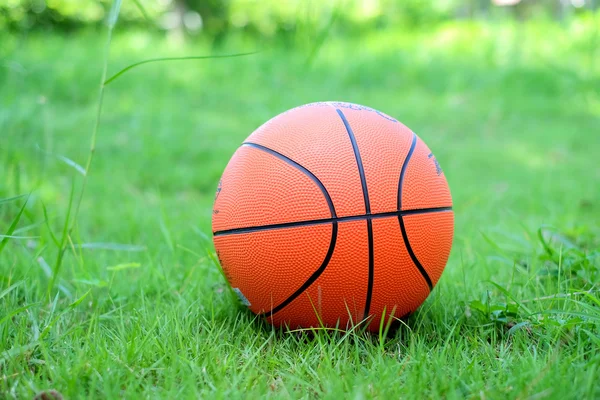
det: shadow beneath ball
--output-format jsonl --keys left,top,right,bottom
{"left": 254, "top": 311, "right": 415, "bottom": 342}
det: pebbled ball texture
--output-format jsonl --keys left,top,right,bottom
{"left": 212, "top": 102, "right": 453, "bottom": 332}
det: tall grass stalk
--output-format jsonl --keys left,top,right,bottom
{"left": 48, "top": 0, "right": 256, "bottom": 295}
{"left": 70, "top": 0, "right": 121, "bottom": 228}
{"left": 48, "top": 0, "right": 122, "bottom": 296}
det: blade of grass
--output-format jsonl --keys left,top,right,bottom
{"left": 159, "top": 216, "right": 174, "bottom": 253}
{"left": 67, "top": 0, "right": 121, "bottom": 237}
{"left": 0, "top": 281, "right": 23, "bottom": 301}
{"left": 0, "top": 343, "right": 38, "bottom": 366}
{"left": 49, "top": 0, "right": 121, "bottom": 296}
{"left": 0, "top": 235, "right": 39, "bottom": 239}
{"left": 563, "top": 299, "right": 600, "bottom": 317}
{"left": 378, "top": 305, "right": 397, "bottom": 351}
{"left": 0, "top": 195, "right": 30, "bottom": 255}
{"left": 538, "top": 226, "right": 555, "bottom": 257}
{"left": 42, "top": 201, "right": 60, "bottom": 248}
{"left": 0, "top": 303, "right": 38, "bottom": 325}
{"left": 37, "top": 145, "right": 86, "bottom": 176}
{"left": 234, "top": 331, "right": 274, "bottom": 379}
{"left": 304, "top": 2, "right": 340, "bottom": 67}
{"left": 106, "top": 262, "right": 141, "bottom": 271}
{"left": 39, "top": 290, "right": 91, "bottom": 340}
{"left": 74, "top": 243, "right": 146, "bottom": 251}
{"left": 507, "top": 321, "right": 531, "bottom": 335}
{"left": 0, "top": 194, "right": 27, "bottom": 206}
{"left": 176, "top": 244, "right": 204, "bottom": 259}
{"left": 519, "top": 289, "right": 597, "bottom": 304}
{"left": 535, "top": 309, "right": 600, "bottom": 322}
{"left": 107, "top": 0, "right": 122, "bottom": 28}
{"left": 487, "top": 280, "right": 534, "bottom": 315}
{"left": 104, "top": 52, "right": 259, "bottom": 85}
{"left": 131, "top": 0, "right": 151, "bottom": 23}
{"left": 55, "top": 154, "right": 86, "bottom": 176}
{"left": 480, "top": 231, "right": 510, "bottom": 255}
{"left": 37, "top": 256, "right": 53, "bottom": 277}
{"left": 37, "top": 257, "right": 73, "bottom": 298}
{"left": 582, "top": 291, "right": 600, "bottom": 308}
{"left": 14, "top": 220, "right": 49, "bottom": 235}
{"left": 48, "top": 180, "right": 75, "bottom": 297}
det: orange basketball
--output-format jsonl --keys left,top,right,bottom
{"left": 212, "top": 102, "right": 453, "bottom": 331}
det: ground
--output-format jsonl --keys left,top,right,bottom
{"left": 1, "top": 19, "right": 599, "bottom": 398}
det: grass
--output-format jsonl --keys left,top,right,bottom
{"left": 1, "top": 15, "right": 600, "bottom": 398}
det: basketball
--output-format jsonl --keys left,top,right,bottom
{"left": 212, "top": 102, "right": 453, "bottom": 331}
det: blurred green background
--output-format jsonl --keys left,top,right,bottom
{"left": 2, "top": 0, "right": 598, "bottom": 38}
{"left": 1, "top": 0, "right": 600, "bottom": 398}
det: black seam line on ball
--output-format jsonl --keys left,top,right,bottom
{"left": 335, "top": 108, "right": 374, "bottom": 321}
{"left": 242, "top": 142, "right": 337, "bottom": 218}
{"left": 335, "top": 109, "right": 371, "bottom": 214}
{"left": 398, "top": 215, "right": 433, "bottom": 290}
{"left": 212, "top": 207, "right": 452, "bottom": 237}
{"left": 397, "top": 132, "right": 417, "bottom": 210}
{"left": 396, "top": 132, "right": 433, "bottom": 291}
{"left": 364, "top": 219, "right": 374, "bottom": 320}
{"left": 242, "top": 141, "right": 339, "bottom": 318}
{"left": 259, "top": 222, "right": 338, "bottom": 318}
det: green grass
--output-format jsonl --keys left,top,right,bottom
{"left": 1, "top": 16, "right": 600, "bottom": 398}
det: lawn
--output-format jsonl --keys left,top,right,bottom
{"left": 1, "top": 17, "right": 600, "bottom": 398}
